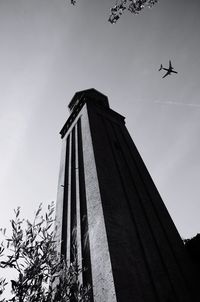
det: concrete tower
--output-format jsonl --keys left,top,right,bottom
{"left": 55, "top": 89, "right": 197, "bottom": 302}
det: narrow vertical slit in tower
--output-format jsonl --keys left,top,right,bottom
{"left": 61, "top": 136, "right": 70, "bottom": 258}
{"left": 77, "top": 118, "right": 94, "bottom": 301}
{"left": 75, "top": 123, "right": 83, "bottom": 284}
{"left": 66, "top": 133, "right": 72, "bottom": 263}
{"left": 70, "top": 128, "right": 77, "bottom": 262}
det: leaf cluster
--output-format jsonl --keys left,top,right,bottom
{"left": 108, "top": 0, "right": 159, "bottom": 24}
{"left": 0, "top": 203, "right": 90, "bottom": 302}
{"left": 69, "top": 0, "right": 159, "bottom": 24}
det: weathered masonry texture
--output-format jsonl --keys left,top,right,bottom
{"left": 55, "top": 88, "right": 199, "bottom": 302}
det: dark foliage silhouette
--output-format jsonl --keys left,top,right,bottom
{"left": 0, "top": 203, "right": 90, "bottom": 302}
{"left": 69, "top": 0, "right": 159, "bottom": 23}
{"left": 184, "top": 234, "right": 200, "bottom": 272}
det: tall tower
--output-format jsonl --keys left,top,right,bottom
{"left": 55, "top": 89, "right": 197, "bottom": 302}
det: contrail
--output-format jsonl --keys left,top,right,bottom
{"left": 154, "top": 100, "right": 200, "bottom": 108}
{"left": 132, "top": 99, "right": 200, "bottom": 108}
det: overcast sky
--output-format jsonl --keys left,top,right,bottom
{"left": 0, "top": 0, "right": 200, "bottom": 239}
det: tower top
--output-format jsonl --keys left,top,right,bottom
{"left": 60, "top": 88, "right": 124, "bottom": 138}
{"left": 68, "top": 88, "right": 109, "bottom": 113}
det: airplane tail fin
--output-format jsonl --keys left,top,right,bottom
{"left": 158, "top": 64, "right": 163, "bottom": 71}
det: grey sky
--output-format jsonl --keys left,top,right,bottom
{"left": 0, "top": 0, "right": 200, "bottom": 238}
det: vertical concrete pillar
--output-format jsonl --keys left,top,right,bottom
{"left": 81, "top": 106, "right": 117, "bottom": 302}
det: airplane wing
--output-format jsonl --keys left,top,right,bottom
{"left": 162, "top": 71, "right": 170, "bottom": 78}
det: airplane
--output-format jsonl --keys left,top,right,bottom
{"left": 159, "top": 60, "right": 178, "bottom": 78}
